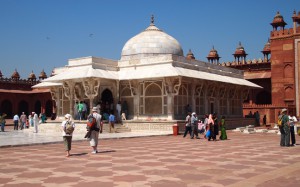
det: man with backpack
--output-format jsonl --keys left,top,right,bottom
{"left": 89, "top": 107, "right": 103, "bottom": 154}
{"left": 61, "top": 114, "right": 75, "bottom": 157}
{"left": 278, "top": 108, "right": 290, "bottom": 147}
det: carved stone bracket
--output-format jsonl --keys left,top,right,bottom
{"left": 128, "top": 80, "right": 140, "bottom": 96}
{"left": 82, "top": 78, "right": 100, "bottom": 99}
{"left": 219, "top": 85, "right": 227, "bottom": 98}
{"left": 194, "top": 81, "right": 204, "bottom": 96}
{"left": 207, "top": 82, "right": 217, "bottom": 98}
{"left": 62, "top": 81, "right": 75, "bottom": 99}
{"left": 163, "top": 77, "right": 182, "bottom": 95}
{"left": 74, "top": 83, "right": 82, "bottom": 101}
{"left": 50, "top": 87, "right": 59, "bottom": 101}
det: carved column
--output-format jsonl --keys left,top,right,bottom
{"left": 194, "top": 81, "right": 204, "bottom": 114}
{"left": 63, "top": 81, "right": 75, "bottom": 116}
{"left": 129, "top": 80, "right": 140, "bottom": 120}
{"left": 82, "top": 78, "right": 100, "bottom": 114}
{"left": 164, "top": 77, "right": 181, "bottom": 120}
{"left": 50, "top": 87, "right": 61, "bottom": 117}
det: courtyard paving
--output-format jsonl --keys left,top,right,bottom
{"left": 0, "top": 128, "right": 299, "bottom": 187}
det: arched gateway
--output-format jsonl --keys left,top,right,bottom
{"left": 33, "top": 16, "right": 260, "bottom": 121}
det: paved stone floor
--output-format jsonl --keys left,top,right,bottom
{"left": 0, "top": 129, "right": 300, "bottom": 187}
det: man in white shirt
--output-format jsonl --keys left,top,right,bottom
{"left": 89, "top": 107, "right": 103, "bottom": 154}
{"left": 289, "top": 113, "right": 297, "bottom": 146}
{"left": 13, "top": 114, "right": 19, "bottom": 130}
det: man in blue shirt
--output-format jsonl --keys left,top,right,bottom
{"left": 108, "top": 111, "right": 115, "bottom": 133}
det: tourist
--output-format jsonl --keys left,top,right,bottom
{"left": 96, "top": 101, "right": 101, "bottom": 114}
{"left": 39, "top": 113, "right": 47, "bottom": 123}
{"left": 0, "top": 113, "right": 7, "bottom": 132}
{"left": 185, "top": 104, "right": 192, "bottom": 115}
{"left": 25, "top": 119, "right": 29, "bottom": 129}
{"left": 61, "top": 114, "right": 75, "bottom": 157}
{"left": 83, "top": 101, "right": 88, "bottom": 120}
{"left": 197, "top": 119, "right": 205, "bottom": 135}
{"left": 219, "top": 116, "right": 227, "bottom": 140}
{"left": 122, "top": 101, "right": 128, "bottom": 120}
{"left": 289, "top": 113, "right": 297, "bottom": 146}
{"left": 33, "top": 112, "right": 39, "bottom": 133}
{"left": 255, "top": 111, "right": 260, "bottom": 126}
{"left": 263, "top": 115, "right": 267, "bottom": 126}
{"left": 116, "top": 101, "right": 122, "bottom": 123}
{"left": 13, "top": 114, "right": 20, "bottom": 130}
{"left": 77, "top": 101, "right": 84, "bottom": 121}
{"left": 108, "top": 110, "right": 115, "bottom": 133}
{"left": 203, "top": 114, "right": 209, "bottom": 138}
{"left": 207, "top": 114, "right": 215, "bottom": 141}
{"left": 279, "top": 108, "right": 290, "bottom": 147}
{"left": 183, "top": 112, "right": 191, "bottom": 138}
{"left": 213, "top": 113, "right": 219, "bottom": 140}
{"left": 28, "top": 114, "right": 34, "bottom": 127}
{"left": 20, "top": 112, "right": 27, "bottom": 130}
{"left": 190, "top": 112, "right": 200, "bottom": 139}
{"left": 89, "top": 107, "right": 102, "bottom": 154}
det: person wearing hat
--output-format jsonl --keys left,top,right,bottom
{"left": 61, "top": 114, "right": 75, "bottom": 157}
{"left": 190, "top": 112, "right": 200, "bottom": 139}
{"left": 89, "top": 107, "right": 102, "bottom": 154}
{"left": 278, "top": 108, "right": 290, "bottom": 147}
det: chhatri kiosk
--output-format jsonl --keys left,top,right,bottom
{"left": 34, "top": 17, "right": 260, "bottom": 129}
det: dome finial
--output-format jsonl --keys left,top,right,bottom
{"left": 150, "top": 14, "right": 155, "bottom": 26}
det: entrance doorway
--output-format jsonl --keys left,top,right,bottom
{"left": 101, "top": 89, "right": 113, "bottom": 118}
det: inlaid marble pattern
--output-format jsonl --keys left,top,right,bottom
{"left": 0, "top": 131, "right": 299, "bottom": 186}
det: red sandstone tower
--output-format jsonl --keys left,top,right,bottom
{"left": 270, "top": 11, "right": 300, "bottom": 116}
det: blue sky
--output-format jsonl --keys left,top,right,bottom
{"left": 0, "top": 0, "right": 299, "bottom": 79}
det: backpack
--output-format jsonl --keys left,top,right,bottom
{"left": 65, "top": 121, "right": 74, "bottom": 134}
{"left": 277, "top": 115, "right": 283, "bottom": 127}
{"left": 87, "top": 114, "right": 96, "bottom": 130}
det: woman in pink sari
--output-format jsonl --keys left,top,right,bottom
{"left": 206, "top": 114, "right": 215, "bottom": 141}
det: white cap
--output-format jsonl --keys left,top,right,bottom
{"left": 64, "top": 114, "right": 71, "bottom": 119}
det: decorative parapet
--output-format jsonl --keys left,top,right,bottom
{"left": 221, "top": 58, "right": 268, "bottom": 67}
{"left": 271, "top": 28, "right": 294, "bottom": 39}
{"left": 0, "top": 77, "right": 40, "bottom": 89}
{"left": 243, "top": 103, "right": 287, "bottom": 109}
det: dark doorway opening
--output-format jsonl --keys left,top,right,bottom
{"left": 34, "top": 101, "right": 41, "bottom": 115}
{"left": 101, "top": 89, "right": 113, "bottom": 118}
{"left": 1, "top": 100, "right": 12, "bottom": 118}
{"left": 45, "top": 100, "right": 53, "bottom": 117}
{"left": 18, "top": 100, "right": 29, "bottom": 116}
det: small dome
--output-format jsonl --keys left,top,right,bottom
{"left": 186, "top": 49, "right": 195, "bottom": 60}
{"left": 121, "top": 15, "right": 183, "bottom": 61}
{"left": 28, "top": 71, "right": 36, "bottom": 80}
{"left": 11, "top": 69, "right": 20, "bottom": 79}
{"left": 207, "top": 46, "right": 220, "bottom": 58}
{"left": 39, "top": 69, "right": 47, "bottom": 79}
{"left": 50, "top": 69, "right": 55, "bottom": 77}
{"left": 234, "top": 42, "right": 247, "bottom": 56}
{"left": 271, "top": 11, "right": 287, "bottom": 28}
{"left": 262, "top": 38, "right": 271, "bottom": 53}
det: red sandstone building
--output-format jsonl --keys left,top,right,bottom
{"left": 218, "top": 11, "right": 300, "bottom": 125}
{"left": 0, "top": 70, "right": 52, "bottom": 118}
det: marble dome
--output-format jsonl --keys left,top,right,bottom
{"left": 121, "top": 17, "right": 183, "bottom": 60}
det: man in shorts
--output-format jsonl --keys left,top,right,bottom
{"left": 90, "top": 107, "right": 103, "bottom": 154}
